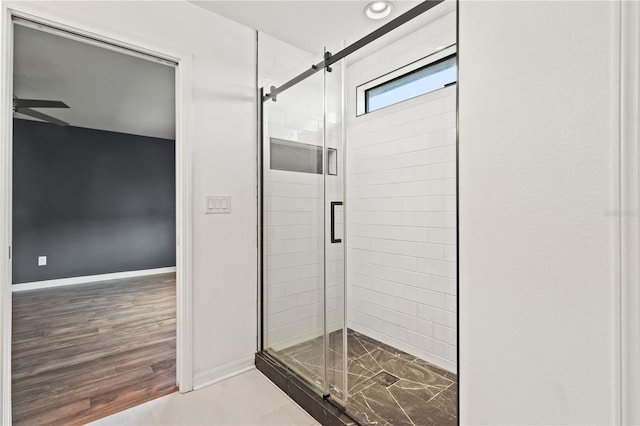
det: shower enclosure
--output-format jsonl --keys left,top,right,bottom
{"left": 257, "top": 1, "right": 458, "bottom": 424}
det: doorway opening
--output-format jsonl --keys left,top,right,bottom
{"left": 9, "top": 16, "right": 179, "bottom": 425}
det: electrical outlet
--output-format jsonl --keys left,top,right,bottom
{"left": 38, "top": 256, "right": 47, "bottom": 266}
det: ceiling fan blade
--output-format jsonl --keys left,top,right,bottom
{"left": 15, "top": 107, "right": 69, "bottom": 127}
{"left": 13, "top": 99, "right": 69, "bottom": 109}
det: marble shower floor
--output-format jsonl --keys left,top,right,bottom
{"left": 275, "top": 329, "right": 457, "bottom": 426}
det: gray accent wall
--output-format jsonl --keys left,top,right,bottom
{"left": 12, "top": 118, "right": 176, "bottom": 284}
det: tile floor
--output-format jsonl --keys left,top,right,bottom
{"left": 88, "top": 368, "right": 318, "bottom": 425}
{"left": 277, "top": 329, "right": 457, "bottom": 426}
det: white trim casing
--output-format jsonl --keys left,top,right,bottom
{"left": 611, "top": 1, "right": 622, "bottom": 424}
{"left": 0, "top": 5, "right": 195, "bottom": 421}
{"left": 12, "top": 267, "right": 177, "bottom": 292}
{"left": 0, "top": 6, "right": 14, "bottom": 426}
{"left": 620, "top": 1, "right": 640, "bottom": 424}
{"left": 175, "top": 52, "right": 194, "bottom": 393}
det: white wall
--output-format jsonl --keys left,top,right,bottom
{"left": 345, "top": 12, "right": 457, "bottom": 372}
{"left": 459, "top": 1, "right": 618, "bottom": 424}
{"left": 2, "top": 0, "right": 258, "bottom": 389}
{"left": 259, "top": 34, "right": 345, "bottom": 351}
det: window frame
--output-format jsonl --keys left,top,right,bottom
{"left": 356, "top": 44, "right": 457, "bottom": 116}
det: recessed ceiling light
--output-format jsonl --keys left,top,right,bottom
{"left": 364, "top": 1, "right": 393, "bottom": 20}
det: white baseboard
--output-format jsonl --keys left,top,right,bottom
{"left": 193, "top": 356, "right": 255, "bottom": 391}
{"left": 12, "top": 266, "right": 177, "bottom": 292}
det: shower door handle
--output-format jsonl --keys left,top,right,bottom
{"left": 330, "top": 201, "right": 343, "bottom": 243}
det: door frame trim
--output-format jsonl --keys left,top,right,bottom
{"left": 0, "top": 5, "right": 194, "bottom": 423}
{"left": 620, "top": 1, "right": 640, "bottom": 423}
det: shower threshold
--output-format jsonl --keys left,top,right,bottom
{"left": 256, "top": 329, "right": 457, "bottom": 426}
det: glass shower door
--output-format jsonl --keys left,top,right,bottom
{"left": 324, "top": 48, "right": 347, "bottom": 403}
{"left": 261, "top": 47, "right": 347, "bottom": 401}
{"left": 262, "top": 68, "right": 328, "bottom": 395}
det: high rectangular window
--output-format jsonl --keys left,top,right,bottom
{"left": 356, "top": 45, "right": 457, "bottom": 116}
{"left": 365, "top": 54, "right": 456, "bottom": 113}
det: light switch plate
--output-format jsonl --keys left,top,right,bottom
{"left": 38, "top": 256, "right": 47, "bottom": 266}
{"left": 204, "top": 195, "right": 231, "bottom": 214}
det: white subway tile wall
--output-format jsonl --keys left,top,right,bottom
{"left": 345, "top": 11, "right": 457, "bottom": 372}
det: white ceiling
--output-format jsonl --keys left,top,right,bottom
{"left": 192, "top": 1, "right": 423, "bottom": 53}
{"left": 13, "top": 24, "right": 175, "bottom": 140}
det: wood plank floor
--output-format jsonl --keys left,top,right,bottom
{"left": 12, "top": 273, "right": 177, "bottom": 425}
